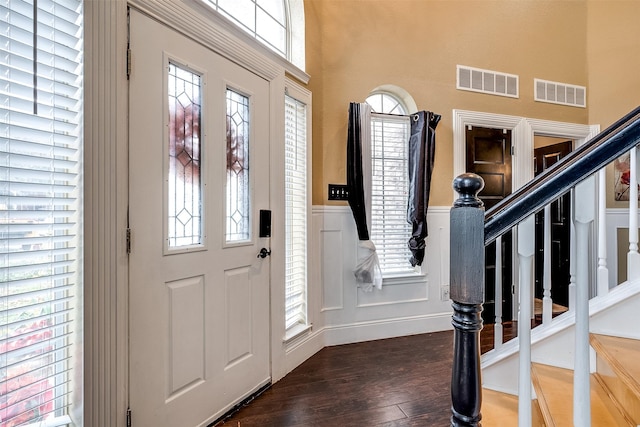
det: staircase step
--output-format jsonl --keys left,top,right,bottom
{"left": 591, "top": 333, "right": 640, "bottom": 424}
{"left": 482, "top": 388, "right": 544, "bottom": 426}
{"left": 531, "top": 363, "right": 633, "bottom": 426}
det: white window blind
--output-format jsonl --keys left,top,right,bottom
{"left": 0, "top": 0, "right": 82, "bottom": 425}
{"left": 370, "top": 113, "right": 412, "bottom": 275}
{"left": 284, "top": 94, "right": 307, "bottom": 330}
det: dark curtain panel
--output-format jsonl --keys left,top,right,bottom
{"left": 347, "top": 102, "right": 369, "bottom": 240}
{"left": 407, "top": 111, "right": 441, "bottom": 266}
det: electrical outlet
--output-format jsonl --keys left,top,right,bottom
{"left": 441, "top": 284, "right": 450, "bottom": 301}
{"left": 328, "top": 184, "right": 349, "bottom": 200}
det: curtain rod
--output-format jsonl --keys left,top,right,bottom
{"left": 372, "top": 111, "right": 410, "bottom": 118}
{"left": 372, "top": 111, "right": 442, "bottom": 122}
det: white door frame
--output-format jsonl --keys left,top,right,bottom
{"left": 453, "top": 109, "right": 600, "bottom": 191}
{"left": 453, "top": 109, "right": 600, "bottom": 320}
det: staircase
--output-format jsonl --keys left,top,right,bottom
{"left": 448, "top": 106, "right": 640, "bottom": 427}
{"left": 484, "top": 333, "right": 640, "bottom": 426}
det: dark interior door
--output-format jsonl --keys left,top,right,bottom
{"left": 465, "top": 126, "right": 513, "bottom": 324}
{"left": 534, "top": 140, "right": 572, "bottom": 308}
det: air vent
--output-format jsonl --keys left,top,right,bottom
{"left": 457, "top": 65, "right": 519, "bottom": 98}
{"left": 535, "top": 78, "right": 586, "bottom": 108}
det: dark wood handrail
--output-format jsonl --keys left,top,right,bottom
{"left": 484, "top": 106, "right": 640, "bottom": 244}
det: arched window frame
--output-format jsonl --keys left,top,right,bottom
{"left": 202, "top": 0, "right": 305, "bottom": 72}
{"left": 365, "top": 88, "right": 422, "bottom": 278}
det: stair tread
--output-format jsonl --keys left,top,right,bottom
{"left": 531, "top": 363, "right": 633, "bottom": 426}
{"left": 482, "top": 388, "right": 543, "bottom": 426}
{"left": 590, "top": 333, "right": 640, "bottom": 399}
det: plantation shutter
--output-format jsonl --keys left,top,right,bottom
{"left": 284, "top": 94, "right": 307, "bottom": 330}
{"left": 0, "top": 0, "right": 82, "bottom": 425}
{"left": 370, "top": 113, "right": 413, "bottom": 275}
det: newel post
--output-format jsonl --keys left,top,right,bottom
{"left": 450, "top": 173, "right": 485, "bottom": 427}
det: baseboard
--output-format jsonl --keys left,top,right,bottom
{"left": 323, "top": 312, "right": 453, "bottom": 347}
{"left": 279, "top": 327, "right": 325, "bottom": 380}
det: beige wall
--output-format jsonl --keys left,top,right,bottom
{"left": 305, "top": 0, "right": 591, "bottom": 206}
{"left": 586, "top": 1, "right": 640, "bottom": 209}
{"left": 587, "top": 0, "right": 640, "bottom": 128}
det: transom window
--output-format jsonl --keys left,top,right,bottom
{"left": 204, "top": 0, "right": 287, "bottom": 57}
{"left": 366, "top": 93, "right": 414, "bottom": 275}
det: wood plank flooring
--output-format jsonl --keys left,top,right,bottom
{"left": 217, "top": 331, "right": 454, "bottom": 426}
{"left": 216, "top": 322, "right": 522, "bottom": 427}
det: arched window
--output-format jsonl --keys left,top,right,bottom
{"left": 204, "top": 0, "right": 305, "bottom": 69}
{"left": 366, "top": 91, "right": 416, "bottom": 275}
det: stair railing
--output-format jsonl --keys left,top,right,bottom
{"left": 450, "top": 106, "right": 640, "bottom": 427}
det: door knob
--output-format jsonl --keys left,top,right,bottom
{"left": 257, "top": 248, "right": 271, "bottom": 259}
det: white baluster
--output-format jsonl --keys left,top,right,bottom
{"left": 494, "top": 235, "right": 503, "bottom": 350}
{"left": 628, "top": 147, "right": 640, "bottom": 281}
{"left": 518, "top": 215, "right": 535, "bottom": 427}
{"left": 569, "top": 189, "right": 576, "bottom": 311}
{"left": 597, "top": 168, "right": 609, "bottom": 296}
{"left": 543, "top": 204, "right": 552, "bottom": 325}
{"left": 574, "top": 176, "right": 595, "bottom": 427}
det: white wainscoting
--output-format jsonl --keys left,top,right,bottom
{"left": 311, "top": 205, "right": 454, "bottom": 346}
{"left": 605, "top": 208, "right": 639, "bottom": 287}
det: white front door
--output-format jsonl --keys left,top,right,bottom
{"left": 128, "top": 9, "right": 271, "bottom": 426}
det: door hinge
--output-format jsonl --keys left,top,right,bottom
{"left": 126, "top": 228, "right": 132, "bottom": 254}
{"left": 126, "top": 408, "right": 132, "bottom": 427}
{"left": 510, "top": 145, "right": 514, "bottom": 156}
{"left": 126, "top": 48, "right": 132, "bottom": 80}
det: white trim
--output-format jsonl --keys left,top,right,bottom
{"left": 84, "top": 1, "right": 129, "bottom": 426}
{"left": 453, "top": 109, "right": 524, "bottom": 194}
{"left": 284, "top": 323, "right": 313, "bottom": 344}
{"left": 605, "top": 208, "right": 636, "bottom": 287}
{"left": 369, "top": 84, "right": 418, "bottom": 114}
{"left": 453, "top": 109, "right": 599, "bottom": 193}
{"left": 526, "top": 117, "right": 599, "bottom": 146}
{"left": 287, "top": 0, "right": 306, "bottom": 73}
{"left": 322, "top": 313, "right": 453, "bottom": 347}
{"left": 128, "top": 0, "right": 310, "bottom": 84}
{"left": 281, "top": 326, "right": 325, "bottom": 378}
{"left": 21, "top": 416, "right": 73, "bottom": 427}
{"left": 482, "top": 277, "right": 640, "bottom": 371}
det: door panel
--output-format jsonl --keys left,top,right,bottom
{"left": 534, "top": 141, "right": 572, "bottom": 308}
{"left": 466, "top": 126, "right": 513, "bottom": 324}
{"left": 128, "top": 9, "right": 271, "bottom": 426}
{"left": 466, "top": 126, "right": 512, "bottom": 211}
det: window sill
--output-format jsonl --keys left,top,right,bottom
{"left": 283, "top": 323, "right": 313, "bottom": 345}
{"left": 381, "top": 271, "right": 427, "bottom": 287}
{"left": 22, "top": 415, "right": 72, "bottom": 427}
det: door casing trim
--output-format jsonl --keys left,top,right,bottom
{"left": 453, "top": 109, "right": 600, "bottom": 320}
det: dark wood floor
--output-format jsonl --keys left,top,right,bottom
{"left": 218, "top": 331, "right": 454, "bottom": 426}
{"left": 217, "top": 321, "right": 525, "bottom": 427}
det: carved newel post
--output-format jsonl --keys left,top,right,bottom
{"left": 450, "top": 173, "right": 485, "bottom": 427}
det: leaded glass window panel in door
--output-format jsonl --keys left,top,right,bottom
{"left": 167, "top": 63, "right": 203, "bottom": 248}
{"left": 226, "top": 89, "right": 251, "bottom": 243}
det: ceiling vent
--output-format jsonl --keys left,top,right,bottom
{"left": 457, "top": 65, "right": 519, "bottom": 98}
{"left": 535, "top": 78, "right": 586, "bottom": 108}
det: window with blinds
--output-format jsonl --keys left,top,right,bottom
{"left": 284, "top": 94, "right": 307, "bottom": 330}
{"left": 0, "top": 0, "right": 83, "bottom": 425}
{"left": 365, "top": 92, "right": 413, "bottom": 276}
{"left": 370, "top": 113, "right": 412, "bottom": 275}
